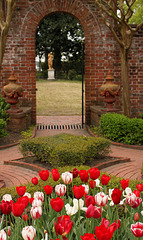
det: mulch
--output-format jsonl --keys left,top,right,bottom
{"left": 0, "top": 131, "right": 22, "bottom": 147}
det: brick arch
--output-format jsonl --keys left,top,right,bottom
{"left": 11, "top": 0, "right": 103, "bottom": 124}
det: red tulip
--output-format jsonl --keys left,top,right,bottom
{"left": 7, "top": 228, "right": 11, "bottom": 237}
{"left": 131, "top": 222, "right": 143, "bottom": 237}
{"left": 136, "top": 183, "right": 143, "bottom": 192}
{"left": 52, "top": 169, "right": 60, "bottom": 181}
{"left": 0, "top": 200, "right": 13, "bottom": 215}
{"left": 73, "top": 185, "right": 85, "bottom": 199}
{"left": 88, "top": 167, "right": 100, "bottom": 180}
{"left": 126, "top": 193, "right": 136, "bottom": 207}
{"left": 17, "top": 196, "right": 29, "bottom": 208}
{"left": 119, "top": 178, "right": 129, "bottom": 190}
{"left": 12, "top": 202, "right": 25, "bottom": 217}
{"left": 31, "top": 177, "right": 38, "bottom": 185}
{"left": 86, "top": 204, "right": 101, "bottom": 219}
{"left": 43, "top": 185, "right": 53, "bottom": 195}
{"left": 89, "top": 180, "right": 96, "bottom": 189}
{"left": 22, "top": 214, "right": 29, "bottom": 221}
{"left": 81, "top": 233, "right": 96, "bottom": 240}
{"left": 79, "top": 170, "right": 89, "bottom": 183}
{"left": 95, "top": 218, "right": 119, "bottom": 240}
{"left": 39, "top": 170, "right": 49, "bottom": 181}
{"left": 30, "top": 206, "right": 42, "bottom": 220}
{"left": 101, "top": 174, "right": 111, "bottom": 185}
{"left": 132, "top": 197, "right": 142, "bottom": 208}
{"left": 51, "top": 197, "right": 65, "bottom": 212}
{"left": 85, "top": 195, "right": 95, "bottom": 207}
{"left": 55, "top": 215, "right": 73, "bottom": 237}
{"left": 133, "top": 190, "right": 140, "bottom": 197}
{"left": 16, "top": 186, "right": 26, "bottom": 196}
{"left": 111, "top": 188, "right": 122, "bottom": 205}
{"left": 134, "top": 212, "right": 140, "bottom": 221}
{"left": 70, "top": 168, "right": 79, "bottom": 178}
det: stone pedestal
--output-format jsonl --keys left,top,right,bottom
{"left": 7, "top": 107, "right": 32, "bottom": 133}
{"left": 47, "top": 69, "right": 55, "bottom": 80}
{"left": 90, "top": 105, "right": 121, "bottom": 126}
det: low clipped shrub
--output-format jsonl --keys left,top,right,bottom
{"left": 99, "top": 113, "right": 143, "bottom": 145}
{"left": 20, "top": 133, "right": 110, "bottom": 167}
{"left": 0, "top": 94, "right": 10, "bottom": 137}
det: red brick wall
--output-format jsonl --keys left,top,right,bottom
{"left": 0, "top": 0, "right": 143, "bottom": 124}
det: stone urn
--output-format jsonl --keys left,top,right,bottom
{"left": 2, "top": 71, "right": 23, "bottom": 113}
{"left": 99, "top": 70, "right": 120, "bottom": 110}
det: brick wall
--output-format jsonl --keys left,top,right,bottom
{"left": 0, "top": 0, "right": 143, "bottom": 124}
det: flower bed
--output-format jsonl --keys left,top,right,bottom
{"left": 0, "top": 168, "right": 143, "bottom": 240}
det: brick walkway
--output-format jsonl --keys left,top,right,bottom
{"left": 0, "top": 116, "right": 143, "bottom": 189}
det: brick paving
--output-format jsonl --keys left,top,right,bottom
{"left": 0, "top": 116, "right": 143, "bottom": 189}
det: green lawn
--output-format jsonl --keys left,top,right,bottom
{"left": 36, "top": 79, "right": 83, "bottom": 116}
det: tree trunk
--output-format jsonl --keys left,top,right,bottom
{"left": 120, "top": 47, "right": 131, "bottom": 117}
{"left": 0, "top": 28, "right": 8, "bottom": 70}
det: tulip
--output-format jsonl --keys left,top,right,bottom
{"left": 16, "top": 186, "right": 26, "bottom": 196}
{"left": 32, "top": 199, "right": 42, "bottom": 207}
{"left": 82, "top": 184, "right": 89, "bottom": 195}
{"left": 0, "top": 230, "right": 6, "bottom": 240}
{"left": 94, "top": 192, "right": 108, "bottom": 207}
{"left": 88, "top": 167, "right": 100, "bottom": 180}
{"left": 22, "top": 226, "right": 36, "bottom": 240}
{"left": 95, "top": 218, "right": 119, "bottom": 240}
{"left": 133, "top": 190, "right": 140, "bottom": 197}
{"left": 52, "top": 169, "right": 60, "bottom": 181}
{"left": 65, "top": 198, "right": 86, "bottom": 216}
{"left": 126, "top": 193, "right": 136, "bottom": 206}
{"left": 134, "top": 212, "right": 140, "bottom": 221}
{"left": 69, "top": 168, "right": 79, "bottom": 178}
{"left": 2, "top": 194, "right": 12, "bottom": 202}
{"left": 33, "top": 192, "right": 44, "bottom": 202}
{"left": 61, "top": 172, "right": 73, "bottom": 184}
{"left": 119, "top": 178, "right": 129, "bottom": 190}
{"left": 55, "top": 215, "right": 73, "bottom": 237}
{"left": 131, "top": 222, "right": 143, "bottom": 237}
{"left": 31, "top": 177, "right": 38, "bottom": 185}
{"left": 101, "top": 174, "right": 111, "bottom": 185}
{"left": 85, "top": 195, "right": 95, "bottom": 207}
{"left": 51, "top": 197, "right": 64, "bottom": 212}
{"left": 24, "top": 192, "right": 31, "bottom": 199}
{"left": 0, "top": 200, "right": 13, "bottom": 215}
{"left": 43, "top": 185, "right": 53, "bottom": 195}
{"left": 111, "top": 188, "right": 122, "bottom": 205}
{"left": 30, "top": 206, "right": 42, "bottom": 220}
{"left": 55, "top": 184, "right": 66, "bottom": 196}
{"left": 73, "top": 185, "right": 85, "bottom": 199}
{"left": 81, "top": 233, "right": 96, "bottom": 240}
{"left": 86, "top": 204, "right": 101, "bottom": 219}
{"left": 12, "top": 202, "right": 25, "bottom": 217}
{"left": 17, "top": 196, "right": 29, "bottom": 208}
{"left": 79, "top": 170, "right": 89, "bottom": 183}
{"left": 89, "top": 180, "right": 96, "bottom": 189}
{"left": 39, "top": 170, "right": 49, "bottom": 181}
{"left": 7, "top": 228, "right": 11, "bottom": 237}
{"left": 136, "top": 183, "right": 143, "bottom": 192}
{"left": 22, "top": 214, "right": 29, "bottom": 221}
{"left": 132, "top": 197, "right": 142, "bottom": 208}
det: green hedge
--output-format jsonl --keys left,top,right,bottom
{"left": 99, "top": 113, "right": 143, "bottom": 145}
{"left": 20, "top": 133, "right": 110, "bottom": 167}
{"left": 0, "top": 94, "right": 10, "bottom": 137}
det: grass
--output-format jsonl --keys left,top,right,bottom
{"left": 36, "top": 79, "right": 83, "bottom": 116}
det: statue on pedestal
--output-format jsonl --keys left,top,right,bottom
{"left": 48, "top": 52, "right": 54, "bottom": 70}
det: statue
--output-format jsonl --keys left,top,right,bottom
{"left": 48, "top": 52, "right": 54, "bottom": 70}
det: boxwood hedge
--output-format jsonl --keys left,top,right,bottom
{"left": 20, "top": 133, "right": 110, "bottom": 167}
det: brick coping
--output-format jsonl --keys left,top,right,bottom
{"left": 87, "top": 125, "right": 143, "bottom": 150}
{"left": 0, "top": 127, "right": 36, "bottom": 150}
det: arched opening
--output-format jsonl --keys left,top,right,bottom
{"left": 35, "top": 12, "right": 85, "bottom": 127}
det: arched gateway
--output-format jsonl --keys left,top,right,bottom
{"left": 0, "top": 0, "right": 143, "bottom": 125}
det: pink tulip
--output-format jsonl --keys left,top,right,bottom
{"left": 55, "top": 184, "right": 66, "bottom": 196}
{"left": 0, "top": 230, "right": 6, "bottom": 240}
{"left": 95, "top": 192, "right": 108, "bottom": 207}
{"left": 61, "top": 172, "right": 73, "bottom": 184}
{"left": 131, "top": 222, "right": 143, "bottom": 237}
{"left": 33, "top": 192, "right": 44, "bottom": 202}
{"left": 126, "top": 193, "right": 136, "bottom": 206}
{"left": 30, "top": 206, "right": 42, "bottom": 220}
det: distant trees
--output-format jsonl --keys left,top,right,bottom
{"left": 36, "top": 13, "right": 84, "bottom": 76}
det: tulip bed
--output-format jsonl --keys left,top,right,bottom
{"left": 0, "top": 168, "right": 143, "bottom": 240}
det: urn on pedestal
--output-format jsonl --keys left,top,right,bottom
{"left": 2, "top": 71, "right": 23, "bottom": 113}
{"left": 99, "top": 70, "right": 120, "bottom": 110}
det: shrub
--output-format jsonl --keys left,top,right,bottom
{"left": 0, "top": 95, "right": 10, "bottom": 137}
{"left": 20, "top": 133, "right": 110, "bottom": 167}
{"left": 99, "top": 113, "right": 143, "bottom": 145}
{"left": 68, "top": 69, "right": 77, "bottom": 80}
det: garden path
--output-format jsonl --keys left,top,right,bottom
{"left": 0, "top": 116, "right": 142, "bottom": 189}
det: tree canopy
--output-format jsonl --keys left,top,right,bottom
{"left": 36, "top": 13, "right": 84, "bottom": 72}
